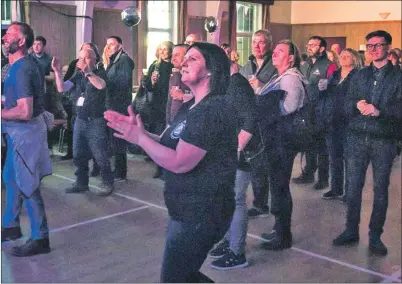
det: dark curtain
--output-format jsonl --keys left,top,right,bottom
{"left": 178, "top": 1, "right": 188, "bottom": 44}
{"left": 262, "top": 3, "right": 270, "bottom": 30}
{"left": 228, "top": 0, "right": 237, "bottom": 52}
{"left": 136, "top": 0, "right": 148, "bottom": 85}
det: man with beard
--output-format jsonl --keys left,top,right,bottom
{"left": 292, "top": 36, "right": 336, "bottom": 190}
{"left": 104, "top": 36, "right": 134, "bottom": 182}
{"left": 1, "top": 22, "right": 52, "bottom": 256}
{"left": 239, "top": 29, "right": 277, "bottom": 218}
{"left": 333, "top": 30, "right": 401, "bottom": 256}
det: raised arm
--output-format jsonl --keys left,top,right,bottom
{"left": 52, "top": 56, "right": 74, "bottom": 93}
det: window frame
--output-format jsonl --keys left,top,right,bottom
{"left": 235, "top": 1, "right": 262, "bottom": 65}
{"left": 146, "top": 0, "right": 177, "bottom": 68}
{"left": 1, "top": 0, "right": 12, "bottom": 25}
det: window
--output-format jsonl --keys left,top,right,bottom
{"left": 146, "top": 0, "right": 177, "bottom": 68}
{"left": 236, "top": 1, "right": 262, "bottom": 65}
{"left": 1, "top": 0, "right": 12, "bottom": 25}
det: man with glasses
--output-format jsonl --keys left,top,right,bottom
{"left": 292, "top": 36, "right": 336, "bottom": 190}
{"left": 333, "top": 30, "right": 401, "bottom": 256}
{"left": 239, "top": 29, "right": 277, "bottom": 218}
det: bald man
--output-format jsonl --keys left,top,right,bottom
{"left": 53, "top": 47, "right": 114, "bottom": 196}
{"left": 185, "top": 33, "right": 202, "bottom": 45}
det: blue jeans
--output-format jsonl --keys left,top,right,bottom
{"left": 161, "top": 217, "right": 232, "bottom": 283}
{"left": 224, "top": 170, "right": 250, "bottom": 255}
{"left": 73, "top": 117, "right": 113, "bottom": 186}
{"left": 326, "top": 127, "right": 348, "bottom": 195}
{"left": 2, "top": 136, "right": 49, "bottom": 239}
{"left": 345, "top": 133, "right": 396, "bottom": 235}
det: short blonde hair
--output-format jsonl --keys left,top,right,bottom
{"left": 341, "top": 48, "right": 363, "bottom": 69}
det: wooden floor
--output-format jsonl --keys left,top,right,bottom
{"left": 1, "top": 153, "right": 401, "bottom": 283}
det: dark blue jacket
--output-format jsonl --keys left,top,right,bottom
{"left": 345, "top": 62, "right": 402, "bottom": 140}
{"left": 318, "top": 68, "right": 358, "bottom": 131}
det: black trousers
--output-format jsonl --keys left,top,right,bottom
{"left": 303, "top": 138, "right": 329, "bottom": 182}
{"left": 345, "top": 133, "right": 396, "bottom": 236}
{"left": 250, "top": 151, "right": 270, "bottom": 209}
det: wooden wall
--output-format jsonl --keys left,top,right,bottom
{"left": 29, "top": 2, "right": 76, "bottom": 67}
{"left": 267, "top": 23, "right": 292, "bottom": 47}
{"left": 292, "top": 21, "right": 402, "bottom": 52}
{"left": 93, "top": 9, "right": 136, "bottom": 84}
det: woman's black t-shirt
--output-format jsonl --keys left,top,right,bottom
{"left": 160, "top": 94, "right": 238, "bottom": 223}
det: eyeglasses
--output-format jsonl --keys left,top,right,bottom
{"left": 366, "top": 43, "right": 388, "bottom": 50}
{"left": 306, "top": 44, "right": 319, "bottom": 48}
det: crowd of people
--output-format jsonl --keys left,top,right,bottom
{"left": 1, "top": 21, "right": 401, "bottom": 283}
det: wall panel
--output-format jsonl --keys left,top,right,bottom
{"left": 292, "top": 21, "right": 402, "bottom": 52}
{"left": 29, "top": 2, "right": 76, "bottom": 67}
{"left": 93, "top": 9, "right": 136, "bottom": 83}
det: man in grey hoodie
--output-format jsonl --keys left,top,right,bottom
{"left": 239, "top": 29, "right": 277, "bottom": 218}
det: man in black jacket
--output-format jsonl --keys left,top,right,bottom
{"left": 105, "top": 36, "right": 135, "bottom": 182}
{"left": 292, "top": 36, "right": 336, "bottom": 190}
{"left": 333, "top": 30, "right": 402, "bottom": 256}
{"left": 239, "top": 29, "right": 277, "bottom": 218}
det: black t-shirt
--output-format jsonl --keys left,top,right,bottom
{"left": 69, "top": 68, "right": 108, "bottom": 120}
{"left": 160, "top": 94, "right": 238, "bottom": 223}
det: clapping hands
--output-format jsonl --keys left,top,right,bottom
{"left": 104, "top": 106, "right": 145, "bottom": 145}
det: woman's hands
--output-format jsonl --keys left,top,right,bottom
{"left": 104, "top": 105, "right": 146, "bottom": 145}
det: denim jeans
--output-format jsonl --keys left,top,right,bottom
{"left": 250, "top": 151, "right": 270, "bottom": 209}
{"left": 345, "top": 133, "right": 396, "bottom": 235}
{"left": 224, "top": 170, "right": 251, "bottom": 255}
{"left": 161, "top": 217, "right": 232, "bottom": 283}
{"left": 326, "top": 127, "right": 348, "bottom": 195}
{"left": 2, "top": 136, "right": 49, "bottom": 239}
{"left": 73, "top": 117, "right": 113, "bottom": 186}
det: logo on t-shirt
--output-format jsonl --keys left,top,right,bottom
{"left": 170, "top": 120, "right": 187, "bottom": 139}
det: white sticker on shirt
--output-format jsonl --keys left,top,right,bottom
{"left": 170, "top": 120, "right": 187, "bottom": 139}
{"left": 77, "top": 96, "right": 85, "bottom": 106}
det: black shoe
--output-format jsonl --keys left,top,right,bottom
{"left": 152, "top": 168, "right": 162, "bottom": 179}
{"left": 144, "top": 156, "right": 152, "bottom": 162}
{"left": 90, "top": 168, "right": 100, "bottom": 177}
{"left": 313, "top": 181, "right": 329, "bottom": 190}
{"left": 368, "top": 238, "right": 388, "bottom": 256}
{"left": 11, "top": 238, "right": 50, "bottom": 257}
{"left": 322, "top": 190, "right": 343, "bottom": 200}
{"left": 1, "top": 227, "right": 22, "bottom": 242}
{"left": 210, "top": 249, "right": 248, "bottom": 270}
{"left": 261, "top": 230, "right": 276, "bottom": 241}
{"left": 259, "top": 233, "right": 292, "bottom": 251}
{"left": 332, "top": 231, "right": 359, "bottom": 246}
{"left": 65, "top": 183, "right": 89, "bottom": 194}
{"left": 60, "top": 153, "right": 73, "bottom": 160}
{"left": 248, "top": 206, "right": 270, "bottom": 218}
{"left": 292, "top": 173, "right": 314, "bottom": 184}
{"left": 340, "top": 195, "right": 347, "bottom": 204}
{"left": 209, "top": 240, "right": 230, "bottom": 259}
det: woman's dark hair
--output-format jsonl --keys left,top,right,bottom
{"left": 300, "top": 53, "right": 308, "bottom": 62}
{"left": 187, "top": 42, "right": 230, "bottom": 96}
{"left": 277, "top": 39, "right": 301, "bottom": 69}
